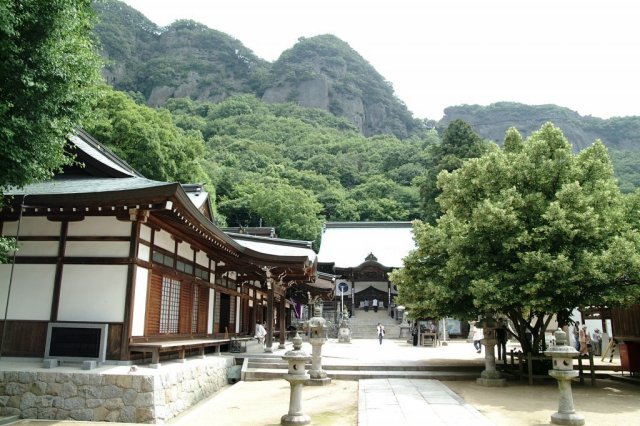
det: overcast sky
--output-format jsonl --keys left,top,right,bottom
{"left": 121, "top": 0, "right": 640, "bottom": 120}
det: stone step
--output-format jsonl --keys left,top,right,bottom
{"left": 0, "top": 415, "right": 19, "bottom": 425}
{"left": 243, "top": 367, "right": 480, "bottom": 382}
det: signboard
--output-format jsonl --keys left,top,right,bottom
{"left": 337, "top": 282, "right": 349, "bottom": 294}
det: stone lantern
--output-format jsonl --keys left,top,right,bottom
{"left": 281, "top": 333, "right": 312, "bottom": 426}
{"left": 544, "top": 328, "right": 585, "bottom": 426}
{"left": 476, "top": 315, "right": 506, "bottom": 387}
{"left": 307, "top": 298, "right": 331, "bottom": 385}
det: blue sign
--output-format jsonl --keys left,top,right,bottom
{"left": 338, "top": 282, "right": 349, "bottom": 294}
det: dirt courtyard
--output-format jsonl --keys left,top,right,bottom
{"left": 164, "top": 377, "right": 640, "bottom": 426}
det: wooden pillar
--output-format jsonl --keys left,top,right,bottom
{"left": 279, "top": 296, "right": 286, "bottom": 349}
{"left": 265, "top": 278, "right": 274, "bottom": 353}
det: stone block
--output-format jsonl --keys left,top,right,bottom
{"left": 82, "top": 361, "right": 98, "bottom": 370}
{"left": 30, "top": 381, "right": 46, "bottom": 396}
{"left": 70, "top": 408, "right": 94, "bottom": 421}
{"left": 63, "top": 396, "right": 85, "bottom": 411}
{"left": 86, "top": 398, "right": 105, "bottom": 409}
{"left": 93, "top": 406, "right": 109, "bottom": 421}
{"left": 42, "top": 359, "right": 59, "bottom": 369}
{"left": 59, "top": 382, "right": 78, "bottom": 398}
{"left": 104, "top": 398, "right": 124, "bottom": 410}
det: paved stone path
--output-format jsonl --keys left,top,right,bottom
{"left": 358, "top": 378, "right": 493, "bottom": 426}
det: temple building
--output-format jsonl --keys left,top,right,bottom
{"left": 0, "top": 129, "right": 316, "bottom": 364}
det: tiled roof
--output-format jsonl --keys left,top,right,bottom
{"left": 5, "top": 177, "right": 170, "bottom": 196}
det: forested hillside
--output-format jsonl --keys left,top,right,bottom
{"left": 87, "top": 0, "right": 640, "bottom": 246}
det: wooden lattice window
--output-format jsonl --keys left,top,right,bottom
{"left": 191, "top": 285, "right": 199, "bottom": 333}
{"left": 160, "top": 276, "right": 181, "bottom": 333}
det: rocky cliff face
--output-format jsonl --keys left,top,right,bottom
{"left": 441, "top": 103, "right": 640, "bottom": 151}
{"left": 264, "top": 35, "right": 418, "bottom": 139}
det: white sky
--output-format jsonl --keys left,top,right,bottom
{"left": 121, "top": 0, "right": 640, "bottom": 120}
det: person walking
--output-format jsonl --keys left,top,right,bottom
{"left": 411, "top": 321, "right": 419, "bottom": 346}
{"left": 377, "top": 322, "right": 385, "bottom": 345}
{"left": 472, "top": 325, "right": 484, "bottom": 354}
{"left": 579, "top": 325, "right": 591, "bottom": 356}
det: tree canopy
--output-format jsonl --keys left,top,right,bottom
{"left": 392, "top": 123, "right": 640, "bottom": 353}
{"left": 417, "top": 119, "right": 490, "bottom": 224}
{"left": 0, "top": 0, "right": 102, "bottom": 191}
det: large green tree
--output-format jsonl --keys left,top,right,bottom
{"left": 84, "top": 87, "right": 210, "bottom": 185}
{"left": 0, "top": 0, "right": 102, "bottom": 190}
{"left": 417, "top": 120, "right": 489, "bottom": 223}
{"left": 1, "top": 0, "right": 101, "bottom": 261}
{"left": 392, "top": 123, "right": 640, "bottom": 353}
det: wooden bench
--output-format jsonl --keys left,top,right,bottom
{"left": 129, "top": 338, "right": 232, "bottom": 368}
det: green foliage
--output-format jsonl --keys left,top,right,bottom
{"left": 199, "top": 95, "right": 432, "bottom": 232}
{"left": 392, "top": 123, "right": 640, "bottom": 353}
{"left": 218, "top": 176, "right": 323, "bottom": 244}
{"left": 83, "top": 86, "right": 210, "bottom": 185}
{"left": 417, "top": 120, "right": 491, "bottom": 223}
{"left": 0, "top": 0, "right": 102, "bottom": 191}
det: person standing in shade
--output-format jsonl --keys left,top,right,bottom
{"left": 364, "top": 299, "right": 369, "bottom": 312}
{"left": 377, "top": 322, "right": 385, "bottom": 345}
{"left": 411, "top": 321, "right": 419, "bottom": 346}
{"left": 591, "top": 328, "right": 602, "bottom": 356}
{"left": 496, "top": 319, "right": 508, "bottom": 361}
{"left": 573, "top": 321, "right": 581, "bottom": 350}
{"left": 372, "top": 298, "right": 378, "bottom": 313}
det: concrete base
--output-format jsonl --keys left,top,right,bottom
{"left": 281, "top": 413, "right": 311, "bottom": 426}
{"left": 551, "top": 412, "right": 585, "bottom": 425}
{"left": 42, "top": 359, "right": 59, "bottom": 369}
{"left": 82, "top": 360, "right": 98, "bottom": 370}
{"left": 305, "top": 377, "right": 332, "bottom": 386}
{"left": 476, "top": 377, "right": 507, "bottom": 387}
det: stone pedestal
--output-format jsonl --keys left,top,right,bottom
{"left": 545, "top": 329, "right": 585, "bottom": 426}
{"left": 476, "top": 316, "right": 506, "bottom": 387}
{"left": 338, "top": 326, "right": 351, "bottom": 343}
{"left": 281, "top": 333, "right": 312, "bottom": 426}
{"left": 307, "top": 315, "right": 331, "bottom": 386}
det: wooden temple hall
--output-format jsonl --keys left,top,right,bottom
{"left": 0, "top": 129, "right": 318, "bottom": 367}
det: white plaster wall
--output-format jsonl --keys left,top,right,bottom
{"left": 177, "top": 241, "right": 193, "bottom": 261}
{"left": 140, "top": 224, "right": 152, "bottom": 242}
{"left": 13, "top": 241, "right": 59, "bottom": 257}
{"left": 0, "top": 264, "right": 55, "bottom": 320}
{"left": 138, "top": 243, "right": 150, "bottom": 262}
{"left": 195, "top": 251, "right": 208, "bottom": 267}
{"left": 58, "top": 265, "right": 127, "bottom": 322}
{"left": 131, "top": 266, "right": 149, "bottom": 336}
{"left": 2, "top": 217, "right": 60, "bottom": 237}
{"left": 154, "top": 229, "right": 174, "bottom": 252}
{"left": 65, "top": 241, "right": 130, "bottom": 257}
{"left": 207, "top": 289, "right": 215, "bottom": 334}
{"left": 67, "top": 217, "right": 131, "bottom": 237}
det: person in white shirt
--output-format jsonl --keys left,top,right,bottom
{"left": 377, "top": 323, "right": 385, "bottom": 345}
{"left": 472, "top": 326, "right": 484, "bottom": 353}
{"left": 255, "top": 322, "right": 267, "bottom": 346}
{"left": 372, "top": 298, "right": 379, "bottom": 313}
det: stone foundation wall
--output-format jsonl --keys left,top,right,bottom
{"left": 0, "top": 356, "right": 233, "bottom": 423}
